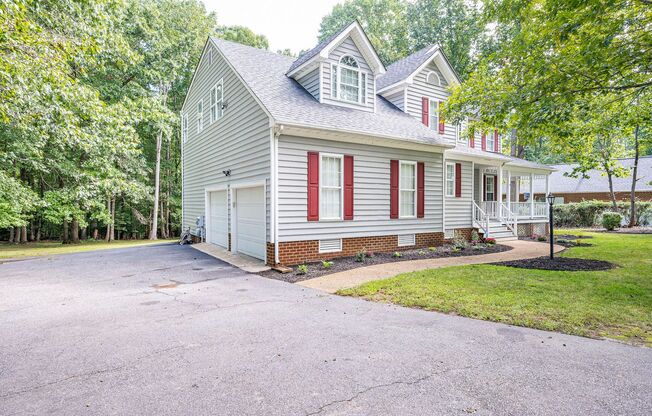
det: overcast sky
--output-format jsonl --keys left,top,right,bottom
{"left": 202, "top": 0, "right": 344, "bottom": 53}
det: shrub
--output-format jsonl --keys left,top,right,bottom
{"left": 355, "top": 249, "right": 367, "bottom": 262}
{"left": 296, "top": 264, "right": 308, "bottom": 275}
{"left": 392, "top": 251, "right": 402, "bottom": 258}
{"left": 470, "top": 229, "right": 480, "bottom": 243}
{"left": 366, "top": 251, "right": 375, "bottom": 258}
{"left": 552, "top": 200, "right": 652, "bottom": 228}
{"left": 418, "top": 250, "right": 426, "bottom": 255}
{"left": 602, "top": 211, "right": 622, "bottom": 231}
{"left": 452, "top": 235, "right": 467, "bottom": 250}
{"left": 428, "top": 246, "right": 437, "bottom": 252}
{"left": 484, "top": 237, "right": 496, "bottom": 245}
{"left": 537, "top": 235, "right": 547, "bottom": 242}
{"left": 321, "top": 260, "right": 333, "bottom": 269}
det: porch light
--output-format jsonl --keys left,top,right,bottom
{"left": 547, "top": 194, "right": 555, "bottom": 259}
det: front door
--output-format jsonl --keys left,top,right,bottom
{"left": 484, "top": 174, "right": 496, "bottom": 201}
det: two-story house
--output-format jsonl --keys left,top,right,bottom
{"left": 181, "top": 21, "right": 553, "bottom": 266}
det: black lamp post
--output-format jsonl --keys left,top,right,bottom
{"left": 547, "top": 194, "right": 555, "bottom": 260}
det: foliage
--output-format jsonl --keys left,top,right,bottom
{"left": 355, "top": 249, "right": 367, "bottom": 262}
{"left": 392, "top": 251, "right": 402, "bottom": 258}
{"left": 452, "top": 234, "right": 468, "bottom": 249}
{"left": 339, "top": 231, "right": 652, "bottom": 346}
{"left": 215, "top": 25, "right": 269, "bottom": 49}
{"left": 470, "top": 229, "right": 480, "bottom": 243}
{"left": 553, "top": 201, "right": 652, "bottom": 228}
{"left": 484, "top": 237, "right": 496, "bottom": 245}
{"left": 321, "top": 260, "right": 334, "bottom": 269}
{"left": 297, "top": 264, "right": 308, "bottom": 275}
{"left": 601, "top": 212, "right": 623, "bottom": 231}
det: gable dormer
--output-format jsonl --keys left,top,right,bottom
{"left": 377, "top": 46, "right": 461, "bottom": 143}
{"left": 287, "top": 21, "right": 385, "bottom": 112}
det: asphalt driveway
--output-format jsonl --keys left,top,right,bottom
{"left": 1, "top": 244, "right": 650, "bottom": 415}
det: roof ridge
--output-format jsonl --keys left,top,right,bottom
{"left": 210, "top": 36, "right": 295, "bottom": 62}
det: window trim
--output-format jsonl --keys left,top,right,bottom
{"left": 426, "top": 71, "right": 441, "bottom": 86}
{"left": 209, "top": 78, "right": 224, "bottom": 124}
{"left": 485, "top": 174, "right": 496, "bottom": 201}
{"left": 456, "top": 123, "right": 465, "bottom": 142}
{"left": 428, "top": 99, "right": 443, "bottom": 132}
{"left": 181, "top": 113, "right": 188, "bottom": 144}
{"left": 332, "top": 55, "right": 367, "bottom": 105}
{"left": 398, "top": 160, "right": 417, "bottom": 218}
{"left": 486, "top": 132, "right": 496, "bottom": 152}
{"left": 445, "top": 162, "right": 456, "bottom": 198}
{"left": 319, "top": 153, "right": 344, "bottom": 221}
{"left": 197, "top": 99, "right": 203, "bottom": 133}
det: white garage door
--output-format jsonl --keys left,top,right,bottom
{"left": 208, "top": 190, "right": 228, "bottom": 248}
{"left": 234, "top": 186, "right": 266, "bottom": 260}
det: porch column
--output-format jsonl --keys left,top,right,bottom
{"left": 545, "top": 174, "right": 550, "bottom": 197}
{"left": 530, "top": 173, "right": 535, "bottom": 218}
{"left": 506, "top": 170, "right": 511, "bottom": 210}
{"left": 497, "top": 166, "right": 503, "bottom": 203}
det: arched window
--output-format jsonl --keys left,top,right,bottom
{"left": 332, "top": 55, "right": 366, "bottom": 104}
{"left": 426, "top": 71, "right": 441, "bottom": 86}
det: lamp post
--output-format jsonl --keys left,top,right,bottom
{"left": 547, "top": 194, "right": 555, "bottom": 260}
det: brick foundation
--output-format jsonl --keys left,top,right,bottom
{"left": 447, "top": 228, "right": 475, "bottom": 242}
{"left": 267, "top": 232, "right": 445, "bottom": 266}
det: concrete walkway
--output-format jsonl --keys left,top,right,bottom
{"left": 192, "top": 242, "right": 270, "bottom": 273}
{"left": 298, "top": 240, "right": 565, "bottom": 293}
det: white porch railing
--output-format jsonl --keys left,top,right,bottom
{"left": 472, "top": 201, "right": 490, "bottom": 237}
{"left": 507, "top": 202, "right": 547, "bottom": 219}
{"left": 478, "top": 201, "right": 500, "bottom": 219}
{"left": 500, "top": 203, "right": 518, "bottom": 235}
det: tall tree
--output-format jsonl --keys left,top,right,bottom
{"left": 215, "top": 25, "right": 269, "bottom": 49}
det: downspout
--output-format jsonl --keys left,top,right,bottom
{"left": 272, "top": 124, "right": 283, "bottom": 265}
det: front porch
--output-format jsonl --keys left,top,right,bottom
{"left": 472, "top": 164, "right": 551, "bottom": 238}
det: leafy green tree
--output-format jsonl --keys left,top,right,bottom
{"left": 215, "top": 25, "right": 269, "bottom": 49}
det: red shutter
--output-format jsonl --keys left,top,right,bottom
{"left": 481, "top": 133, "right": 486, "bottom": 150}
{"left": 438, "top": 102, "right": 445, "bottom": 134}
{"left": 455, "top": 163, "right": 462, "bottom": 198}
{"left": 307, "top": 152, "right": 319, "bottom": 221}
{"left": 494, "top": 175, "right": 498, "bottom": 201}
{"left": 494, "top": 130, "right": 499, "bottom": 152}
{"left": 483, "top": 175, "right": 486, "bottom": 199}
{"left": 417, "top": 162, "right": 425, "bottom": 218}
{"left": 469, "top": 129, "right": 475, "bottom": 148}
{"left": 421, "top": 97, "right": 429, "bottom": 126}
{"left": 343, "top": 155, "right": 354, "bottom": 220}
{"left": 390, "top": 160, "right": 399, "bottom": 219}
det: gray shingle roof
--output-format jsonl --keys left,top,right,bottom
{"left": 211, "top": 38, "right": 450, "bottom": 146}
{"left": 376, "top": 45, "right": 438, "bottom": 90}
{"left": 532, "top": 156, "right": 652, "bottom": 194}
{"left": 448, "top": 146, "right": 554, "bottom": 171}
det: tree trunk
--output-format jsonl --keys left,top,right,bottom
{"left": 81, "top": 226, "right": 87, "bottom": 240}
{"left": 105, "top": 197, "right": 115, "bottom": 242}
{"left": 36, "top": 217, "right": 41, "bottom": 242}
{"left": 62, "top": 219, "right": 69, "bottom": 244}
{"left": 606, "top": 170, "right": 618, "bottom": 211}
{"left": 29, "top": 221, "right": 35, "bottom": 241}
{"left": 71, "top": 219, "right": 80, "bottom": 244}
{"left": 629, "top": 125, "right": 640, "bottom": 227}
{"left": 150, "top": 128, "right": 163, "bottom": 240}
{"left": 20, "top": 225, "right": 27, "bottom": 243}
{"left": 9, "top": 227, "right": 15, "bottom": 243}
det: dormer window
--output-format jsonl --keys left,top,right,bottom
{"left": 426, "top": 71, "right": 441, "bottom": 86}
{"left": 332, "top": 55, "right": 366, "bottom": 104}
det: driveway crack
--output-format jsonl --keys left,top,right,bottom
{"left": 305, "top": 355, "right": 506, "bottom": 416}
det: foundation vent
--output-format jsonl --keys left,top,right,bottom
{"left": 319, "top": 238, "right": 342, "bottom": 253}
{"left": 397, "top": 234, "right": 416, "bottom": 247}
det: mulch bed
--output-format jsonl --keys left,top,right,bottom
{"left": 260, "top": 243, "right": 513, "bottom": 283}
{"left": 493, "top": 256, "right": 615, "bottom": 271}
{"left": 519, "top": 234, "right": 593, "bottom": 248}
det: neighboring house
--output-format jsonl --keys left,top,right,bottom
{"left": 181, "top": 21, "right": 554, "bottom": 266}
{"left": 532, "top": 156, "right": 652, "bottom": 203}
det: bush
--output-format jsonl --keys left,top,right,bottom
{"left": 602, "top": 211, "right": 622, "bottom": 231}
{"left": 553, "top": 200, "right": 652, "bottom": 228}
{"left": 321, "top": 260, "right": 333, "bottom": 269}
{"left": 537, "top": 235, "right": 547, "bottom": 242}
{"left": 392, "top": 251, "right": 402, "bottom": 258}
{"left": 355, "top": 249, "right": 367, "bottom": 262}
{"left": 471, "top": 229, "right": 480, "bottom": 243}
{"left": 484, "top": 237, "right": 496, "bottom": 245}
{"left": 296, "top": 264, "right": 308, "bottom": 275}
{"left": 452, "top": 234, "right": 468, "bottom": 250}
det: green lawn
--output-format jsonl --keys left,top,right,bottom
{"left": 0, "top": 239, "right": 177, "bottom": 260}
{"left": 339, "top": 231, "right": 652, "bottom": 346}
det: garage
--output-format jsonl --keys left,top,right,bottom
{"left": 207, "top": 190, "right": 228, "bottom": 248}
{"left": 233, "top": 185, "right": 266, "bottom": 261}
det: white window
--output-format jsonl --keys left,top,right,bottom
{"left": 331, "top": 55, "right": 366, "bottom": 104}
{"left": 320, "top": 154, "right": 343, "bottom": 220}
{"left": 456, "top": 123, "right": 464, "bottom": 142}
{"left": 197, "top": 100, "right": 203, "bottom": 133}
{"left": 399, "top": 161, "right": 416, "bottom": 218}
{"left": 445, "top": 163, "right": 455, "bottom": 197}
{"left": 426, "top": 71, "right": 440, "bottom": 86}
{"left": 487, "top": 132, "right": 496, "bottom": 151}
{"left": 209, "top": 79, "right": 223, "bottom": 124}
{"left": 181, "top": 113, "right": 188, "bottom": 144}
{"left": 428, "top": 99, "right": 442, "bottom": 131}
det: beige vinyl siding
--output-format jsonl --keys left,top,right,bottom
{"left": 296, "top": 67, "right": 320, "bottom": 101}
{"left": 321, "top": 36, "right": 375, "bottom": 112}
{"left": 406, "top": 61, "right": 457, "bottom": 145}
{"left": 383, "top": 89, "right": 405, "bottom": 112}
{"left": 182, "top": 43, "right": 271, "bottom": 240}
{"left": 444, "top": 159, "right": 473, "bottom": 230}
{"left": 277, "top": 135, "right": 444, "bottom": 242}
